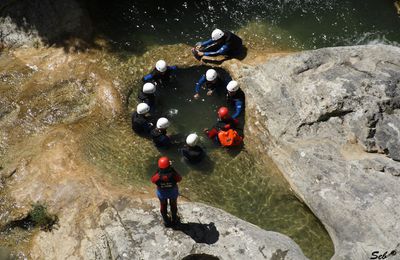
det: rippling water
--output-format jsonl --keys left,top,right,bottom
{"left": 89, "top": 0, "right": 400, "bottom": 51}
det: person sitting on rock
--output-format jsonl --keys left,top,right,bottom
{"left": 193, "top": 69, "right": 227, "bottom": 99}
{"left": 151, "top": 156, "right": 182, "bottom": 227}
{"left": 204, "top": 107, "right": 243, "bottom": 147}
{"left": 151, "top": 117, "right": 171, "bottom": 148}
{"left": 138, "top": 82, "right": 156, "bottom": 110}
{"left": 142, "top": 60, "right": 177, "bottom": 86}
{"left": 181, "top": 133, "right": 205, "bottom": 164}
{"left": 131, "top": 103, "right": 154, "bottom": 135}
{"left": 226, "top": 80, "right": 245, "bottom": 119}
{"left": 192, "top": 29, "right": 243, "bottom": 60}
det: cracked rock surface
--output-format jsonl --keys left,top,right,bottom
{"left": 239, "top": 44, "right": 400, "bottom": 259}
{"left": 31, "top": 199, "right": 307, "bottom": 260}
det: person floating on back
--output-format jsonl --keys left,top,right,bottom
{"left": 151, "top": 117, "right": 171, "bottom": 148}
{"left": 192, "top": 29, "right": 243, "bottom": 60}
{"left": 193, "top": 69, "right": 227, "bottom": 99}
{"left": 142, "top": 60, "right": 177, "bottom": 86}
{"left": 204, "top": 107, "right": 243, "bottom": 147}
{"left": 226, "top": 80, "right": 245, "bottom": 119}
{"left": 151, "top": 156, "right": 182, "bottom": 227}
{"left": 132, "top": 103, "right": 153, "bottom": 135}
{"left": 181, "top": 133, "right": 205, "bottom": 164}
{"left": 138, "top": 82, "right": 156, "bottom": 110}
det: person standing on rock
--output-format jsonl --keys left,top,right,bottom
{"left": 192, "top": 29, "right": 243, "bottom": 61}
{"left": 193, "top": 69, "right": 228, "bottom": 99}
{"left": 151, "top": 156, "right": 182, "bottom": 227}
{"left": 226, "top": 80, "right": 245, "bottom": 119}
{"left": 142, "top": 60, "right": 177, "bottom": 87}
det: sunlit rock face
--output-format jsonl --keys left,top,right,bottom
{"left": 238, "top": 44, "right": 400, "bottom": 259}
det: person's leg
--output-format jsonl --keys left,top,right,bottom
{"left": 159, "top": 198, "right": 170, "bottom": 226}
{"left": 170, "top": 198, "right": 179, "bottom": 225}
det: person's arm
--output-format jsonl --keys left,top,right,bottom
{"left": 203, "top": 44, "right": 229, "bottom": 56}
{"left": 168, "top": 66, "right": 177, "bottom": 71}
{"left": 143, "top": 73, "right": 154, "bottom": 82}
{"left": 172, "top": 169, "right": 182, "bottom": 182}
{"left": 200, "top": 38, "right": 214, "bottom": 47}
{"left": 195, "top": 75, "right": 206, "bottom": 93}
{"left": 231, "top": 99, "right": 243, "bottom": 119}
{"left": 151, "top": 172, "right": 160, "bottom": 184}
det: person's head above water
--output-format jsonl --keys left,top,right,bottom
{"left": 143, "top": 82, "right": 156, "bottom": 94}
{"left": 137, "top": 103, "right": 150, "bottom": 115}
{"left": 186, "top": 133, "right": 199, "bottom": 147}
{"left": 206, "top": 69, "right": 218, "bottom": 82}
{"left": 156, "top": 60, "right": 167, "bottom": 73}
{"left": 227, "top": 80, "right": 239, "bottom": 93}
{"left": 212, "top": 28, "right": 224, "bottom": 41}
{"left": 156, "top": 117, "right": 170, "bottom": 129}
{"left": 158, "top": 156, "right": 171, "bottom": 169}
{"left": 218, "top": 106, "right": 230, "bottom": 119}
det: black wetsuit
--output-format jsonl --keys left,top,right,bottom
{"left": 137, "top": 90, "right": 155, "bottom": 109}
{"left": 182, "top": 145, "right": 205, "bottom": 164}
{"left": 131, "top": 112, "right": 153, "bottom": 134}
{"left": 150, "top": 128, "right": 171, "bottom": 148}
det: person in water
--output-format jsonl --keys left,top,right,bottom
{"left": 204, "top": 107, "right": 243, "bottom": 147}
{"left": 192, "top": 29, "right": 243, "bottom": 60}
{"left": 151, "top": 156, "right": 182, "bottom": 227}
{"left": 226, "top": 80, "right": 245, "bottom": 119}
{"left": 193, "top": 69, "right": 227, "bottom": 99}
{"left": 181, "top": 133, "right": 205, "bottom": 164}
{"left": 131, "top": 103, "right": 153, "bottom": 135}
{"left": 138, "top": 82, "right": 156, "bottom": 109}
{"left": 150, "top": 117, "right": 171, "bottom": 148}
{"left": 142, "top": 60, "right": 177, "bottom": 86}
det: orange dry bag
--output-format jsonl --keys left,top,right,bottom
{"left": 218, "top": 129, "right": 243, "bottom": 147}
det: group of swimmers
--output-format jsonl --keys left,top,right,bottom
{"left": 133, "top": 29, "right": 244, "bottom": 226}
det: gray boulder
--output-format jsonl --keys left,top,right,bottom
{"left": 31, "top": 199, "right": 307, "bottom": 260}
{"left": 238, "top": 44, "right": 400, "bottom": 259}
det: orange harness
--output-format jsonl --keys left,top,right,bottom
{"left": 218, "top": 129, "right": 243, "bottom": 147}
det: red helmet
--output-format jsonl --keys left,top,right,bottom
{"left": 218, "top": 107, "right": 229, "bottom": 119}
{"left": 158, "top": 156, "right": 170, "bottom": 169}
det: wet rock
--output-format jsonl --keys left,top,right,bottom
{"left": 238, "top": 44, "right": 400, "bottom": 259}
{"left": 31, "top": 199, "right": 307, "bottom": 260}
{"left": 0, "top": 0, "right": 92, "bottom": 48}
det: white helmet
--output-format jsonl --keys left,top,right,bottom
{"left": 206, "top": 69, "right": 218, "bottom": 81}
{"left": 186, "top": 133, "right": 199, "bottom": 147}
{"left": 211, "top": 29, "right": 224, "bottom": 41}
{"left": 227, "top": 80, "right": 239, "bottom": 92}
{"left": 137, "top": 103, "right": 150, "bottom": 115}
{"left": 156, "top": 117, "right": 170, "bottom": 129}
{"left": 143, "top": 82, "right": 156, "bottom": 94}
{"left": 156, "top": 60, "right": 167, "bottom": 73}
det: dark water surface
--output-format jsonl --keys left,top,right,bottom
{"left": 88, "top": 0, "right": 400, "bottom": 52}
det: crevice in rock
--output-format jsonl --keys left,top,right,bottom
{"left": 181, "top": 254, "right": 220, "bottom": 260}
{"left": 297, "top": 109, "right": 354, "bottom": 133}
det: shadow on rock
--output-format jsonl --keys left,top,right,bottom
{"left": 174, "top": 222, "right": 219, "bottom": 244}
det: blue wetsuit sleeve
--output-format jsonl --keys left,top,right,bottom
{"left": 143, "top": 73, "right": 153, "bottom": 81}
{"left": 168, "top": 66, "right": 177, "bottom": 71}
{"left": 232, "top": 99, "right": 243, "bottom": 119}
{"left": 195, "top": 75, "right": 206, "bottom": 93}
{"left": 204, "top": 44, "right": 229, "bottom": 56}
{"left": 201, "top": 39, "right": 214, "bottom": 47}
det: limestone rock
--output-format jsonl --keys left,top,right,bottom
{"left": 238, "top": 44, "right": 400, "bottom": 259}
{"left": 31, "top": 199, "right": 307, "bottom": 260}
